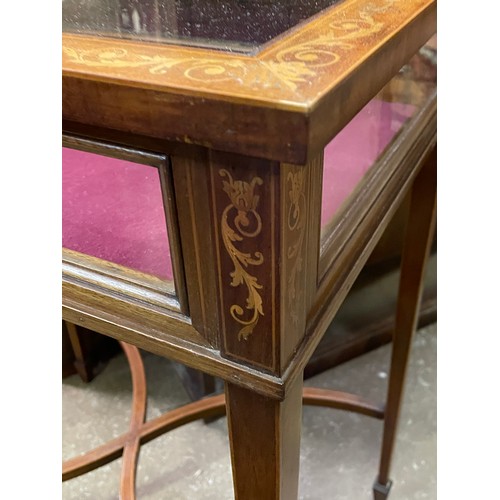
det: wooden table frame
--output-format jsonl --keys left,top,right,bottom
{"left": 62, "top": 0, "right": 437, "bottom": 497}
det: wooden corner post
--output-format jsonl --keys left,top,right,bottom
{"left": 209, "top": 150, "right": 323, "bottom": 499}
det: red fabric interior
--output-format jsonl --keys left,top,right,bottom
{"left": 321, "top": 99, "right": 416, "bottom": 228}
{"left": 62, "top": 99, "right": 415, "bottom": 280}
{"left": 62, "top": 150, "right": 174, "bottom": 281}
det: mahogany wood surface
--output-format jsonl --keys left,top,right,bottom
{"left": 226, "top": 378, "right": 303, "bottom": 499}
{"left": 283, "top": 98, "right": 436, "bottom": 400}
{"left": 62, "top": 0, "right": 435, "bottom": 163}
{"left": 62, "top": 1, "right": 437, "bottom": 496}
{"left": 120, "top": 342, "right": 147, "bottom": 500}
{"left": 171, "top": 148, "right": 221, "bottom": 346}
{"left": 302, "top": 387, "right": 384, "bottom": 419}
{"left": 375, "top": 147, "right": 437, "bottom": 493}
{"left": 63, "top": 91, "right": 435, "bottom": 401}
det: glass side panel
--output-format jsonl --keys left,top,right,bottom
{"left": 320, "top": 39, "right": 437, "bottom": 238}
{"left": 62, "top": 0, "right": 341, "bottom": 53}
{"left": 62, "top": 148, "right": 175, "bottom": 282}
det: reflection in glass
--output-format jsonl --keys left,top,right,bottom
{"left": 62, "top": 148, "right": 174, "bottom": 282}
{"left": 62, "top": 0, "right": 341, "bottom": 52}
{"left": 320, "top": 40, "right": 437, "bottom": 236}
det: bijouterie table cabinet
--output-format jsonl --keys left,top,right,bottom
{"left": 62, "top": 0, "right": 437, "bottom": 497}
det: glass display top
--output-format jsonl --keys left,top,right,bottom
{"left": 62, "top": 0, "right": 342, "bottom": 53}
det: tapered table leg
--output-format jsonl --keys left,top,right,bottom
{"left": 225, "top": 376, "right": 303, "bottom": 500}
{"left": 374, "top": 149, "right": 437, "bottom": 499}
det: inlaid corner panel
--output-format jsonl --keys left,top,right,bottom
{"left": 209, "top": 152, "right": 322, "bottom": 375}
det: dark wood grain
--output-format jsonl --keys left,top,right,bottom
{"left": 63, "top": 0, "right": 435, "bottom": 163}
{"left": 62, "top": 2, "right": 437, "bottom": 495}
{"left": 62, "top": 91, "right": 436, "bottom": 401}
{"left": 170, "top": 148, "right": 222, "bottom": 347}
{"left": 209, "top": 152, "right": 281, "bottom": 372}
{"left": 63, "top": 293, "right": 287, "bottom": 399}
{"left": 208, "top": 152, "right": 323, "bottom": 376}
{"left": 375, "top": 147, "right": 436, "bottom": 491}
{"left": 280, "top": 159, "right": 323, "bottom": 370}
{"left": 226, "top": 376, "right": 303, "bottom": 499}
{"left": 119, "top": 342, "right": 147, "bottom": 500}
{"left": 282, "top": 95, "right": 436, "bottom": 398}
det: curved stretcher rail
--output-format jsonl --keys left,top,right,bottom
{"left": 63, "top": 344, "right": 385, "bottom": 499}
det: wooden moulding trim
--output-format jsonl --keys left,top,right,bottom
{"left": 62, "top": 0, "right": 435, "bottom": 163}
{"left": 62, "top": 0, "right": 434, "bottom": 109}
{"left": 62, "top": 135, "right": 166, "bottom": 167}
{"left": 62, "top": 120, "right": 207, "bottom": 159}
{"left": 157, "top": 154, "right": 190, "bottom": 314}
{"left": 62, "top": 77, "right": 309, "bottom": 164}
{"left": 62, "top": 135, "right": 189, "bottom": 313}
{"left": 62, "top": 294, "right": 287, "bottom": 400}
{"left": 61, "top": 101, "right": 436, "bottom": 400}
{"left": 169, "top": 151, "right": 222, "bottom": 347}
{"left": 307, "top": 5, "right": 436, "bottom": 161}
{"left": 63, "top": 252, "right": 180, "bottom": 312}
{"left": 281, "top": 109, "right": 437, "bottom": 397}
{"left": 319, "top": 93, "right": 437, "bottom": 278}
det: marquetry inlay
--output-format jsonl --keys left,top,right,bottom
{"left": 63, "top": 0, "right": 430, "bottom": 104}
{"left": 219, "top": 169, "right": 265, "bottom": 340}
{"left": 286, "top": 170, "right": 306, "bottom": 324}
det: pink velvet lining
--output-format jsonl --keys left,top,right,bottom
{"left": 62, "top": 149, "right": 174, "bottom": 281}
{"left": 62, "top": 99, "right": 415, "bottom": 281}
{"left": 321, "top": 99, "right": 416, "bottom": 229}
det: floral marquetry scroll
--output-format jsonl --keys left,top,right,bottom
{"left": 219, "top": 169, "right": 265, "bottom": 341}
{"left": 211, "top": 154, "right": 322, "bottom": 375}
{"left": 286, "top": 170, "right": 307, "bottom": 325}
{"left": 278, "top": 158, "right": 323, "bottom": 371}
{"left": 210, "top": 155, "right": 280, "bottom": 373}
{"left": 63, "top": 0, "right": 431, "bottom": 103}
{"left": 63, "top": 46, "right": 249, "bottom": 84}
